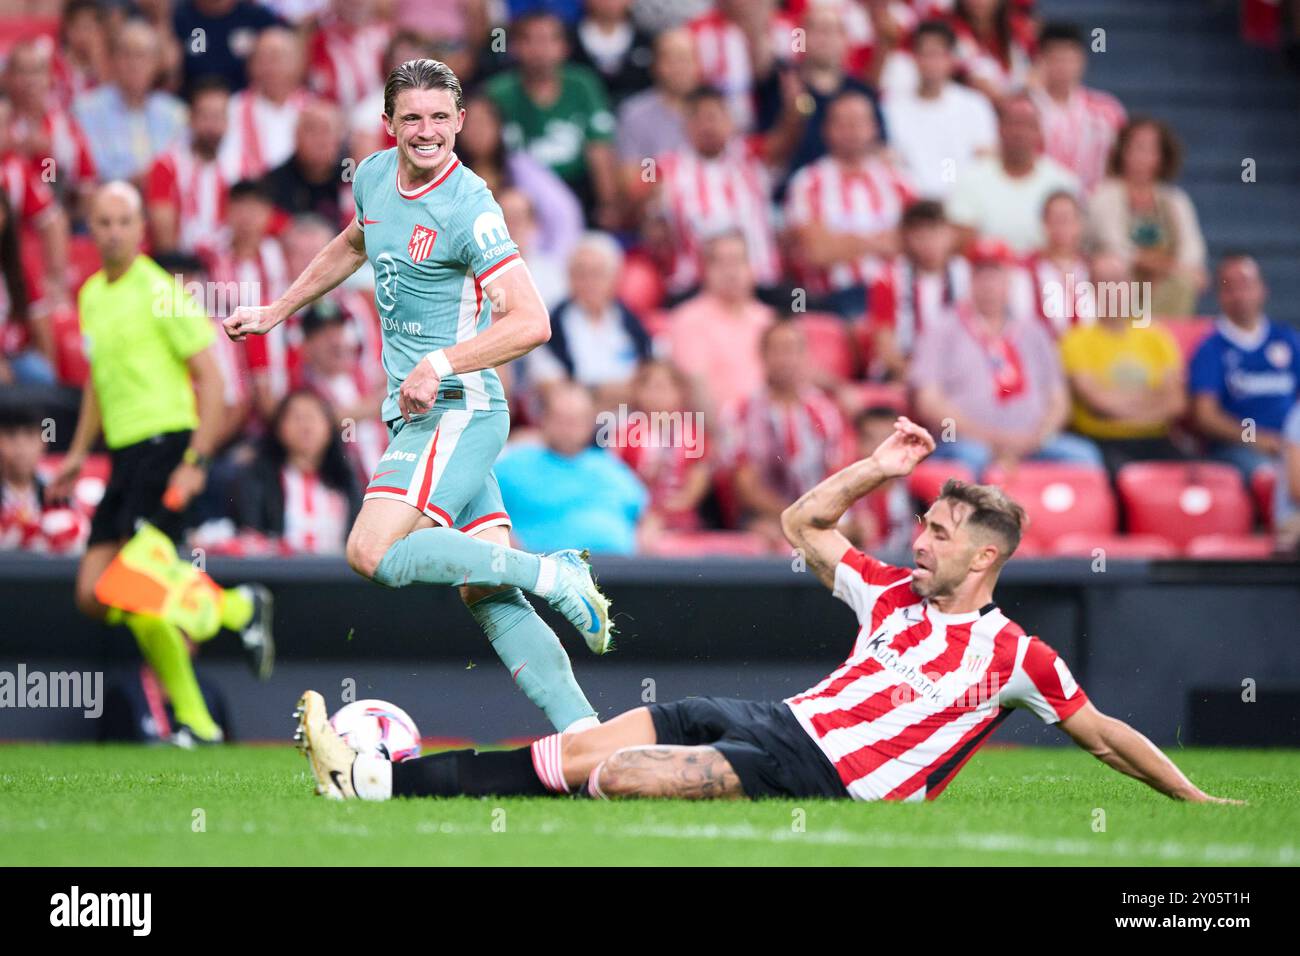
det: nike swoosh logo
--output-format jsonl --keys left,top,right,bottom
{"left": 579, "top": 596, "right": 600, "bottom": 634}
{"left": 362, "top": 218, "right": 382, "bottom": 225}
{"left": 511, "top": 662, "right": 527, "bottom": 682}
{"left": 369, "top": 469, "right": 398, "bottom": 483}
{"left": 329, "top": 769, "right": 347, "bottom": 794}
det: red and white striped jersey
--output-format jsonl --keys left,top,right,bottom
{"left": 1010, "top": 252, "right": 1096, "bottom": 338}
{"left": 280, "top": 465, "right": 350, "bottom": 555}
{"left": 308, "top": 17, "right": 390, "bottom": 110}
{"left": 786, "top": 547, "right": 1089, "bottom": 801}
{"left": 726, "top": 386, "right": 846, "bottom": 503}
{"left": 785, "top": 155, "right": 915, "bottom": 294}
{"left": 656, "top": 142, "right": 780, "bottom": 294}
{"left": 219, "top": 89, "right": 308, "bottom": 180}
{"left": 687, "top": 8, "right": 797, "bottom": 130}
{"left": 1, "top": 152, "right": 57, "bottom": 227}
{"left": 1030, "top": 87, "right": 1125, "bottom": 193}
{"left": 867, "top": 255, "right": 971, "bottom": 356}
{"left": 6, "top": 108, "right": 97, "bottom": 195}
{"left": 146, "top": 144, "right": 242, "bottom": 256}
{"left": 204, "top": 238, "right": 292, "bottom": 398}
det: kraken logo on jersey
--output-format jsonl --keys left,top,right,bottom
{"left": 472, "top": 211, "right": 512, "bottom": 260}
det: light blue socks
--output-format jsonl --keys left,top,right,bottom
{"left": 372, "top": 526, "right": 552, "bottom": 593}
{"left": 467, "top": 588, "right": 596, "bottom": 732}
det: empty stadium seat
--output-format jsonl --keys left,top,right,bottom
{"left": 908, "top": 459, "right": 976, "bottom": 507}
{"left": 1051, "top": 532, "right": 1179, "bottom": 559}
{"left": 983, "top": 463, "right": 1117, "bottom": 550}
{"left": 796, "top": 312, "right": 856, "bottom": 381}
{"left": 646, "top": 530, "right": 773, "bottom": 557}
{"left": 1116, "top": 461, "right": 1253, "bottom": 549}
{"left": 1251, "top": 466, "right": 1277, "bottom": 530}
{"left": 1184, "top": 534, "right": 1276, "bottom": 559}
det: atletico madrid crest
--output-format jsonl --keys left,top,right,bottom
{"left": 408, "top": 224, "right": 438, "bottom": 263}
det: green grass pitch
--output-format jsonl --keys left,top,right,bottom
{"left": 1, "top": 744, "right": 1296, "bottom": 866}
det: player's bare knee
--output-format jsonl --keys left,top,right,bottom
{"left": 345, "top": 529, "right": 388, "bottom": 580}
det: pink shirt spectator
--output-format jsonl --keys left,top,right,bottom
{"left": 666, "top": 293, "right": 774, "bottom": 414}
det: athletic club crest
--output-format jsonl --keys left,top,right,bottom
{"left": 408, "top": 224, "right": 438, "bottom": 263}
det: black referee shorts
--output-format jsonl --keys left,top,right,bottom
{"left": 87, "top": 430, "right": 193, "bottom": 547}
{"left": 647, "top": 697, "right": 848, "bottom": 799}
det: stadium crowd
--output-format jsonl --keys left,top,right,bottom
{"left": 0, "top": 0, "right": 1298, "bottom": 561}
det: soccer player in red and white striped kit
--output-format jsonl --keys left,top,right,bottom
{"left": 297, "top": 417, "right": 1240, "bottom": 805}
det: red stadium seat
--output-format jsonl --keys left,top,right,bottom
{"left": 1183, "top": 534, "right": 1276, "bottom": 559}
{"left": 38, "top": 452, "right": 110, "bottom": 511}
{"left": 1116, "top": 461, "right": 1252, "bottom": 549}
{"left": 641, "top": 308, "right": 672, "bottom": 341}
{"left": 853, "top": 381, "right": 908, "bottom": 414}
{"left": 1251, "top": 466, "right": 1277, "bottom": 530}
{"left": 617, "top": 250, "right": 665, "bottom": 318}
{"left": 0, "top": 18, "right": 58, "bottom": 57}
{"left": 908, "top": 459, "right": 976, "bottom": 507}
{"left": 49, "top": 305, "right": 89, "bottom": 386}
{"left": 983, "top": 463, "right": 1117, "bottom": 550}
{"left": 1050, "top": 532, "right": 1179, "bottom": 559}
{"left": 68, "top": 235, "right": 103, "bottom": 292}
{"left": 796, "top": 312, "right": 856, "bottom": 381}
{"left": 1157, "top": 316, "right": 1214, "bottom": 365}
{"left": 646, "top": 530, "right": 774, "bottom": 557}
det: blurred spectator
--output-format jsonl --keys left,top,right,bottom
{"left": 1029, "top": 22, "right": 1125, "bottom": 193}
{"left": 947, "top": 0, "right": 1036, "bottom": 100}
{"left": 173, "top": 0, "right": 284, "bottom": 96}
{"left": 0, "top": 192, "right": 54, "bottom": 386}
{"left": 947, "top": 93, "right": 1079, "bottom": 255}
{"left": 865, "top": 199, "right": 968, "bottom": 381}
{"left": 1059, "top": 252, "right": 1186, "bottom": 476}
{"left": 784, "top": 89, "right": 912, "bottom": 317}
{"left": 496, "top": 381, "right": 648, "bottom": 555}
{"left": 528, "top": 233, "right": 652, "bottom": 406}
{"left": 307, "top": 0, "right": 390, "bottom": 112}
{"left": 218, "top": 26, "right": 309, "bottom": 181}
{"left": 205, "top": 179, "right": 291, "bottom": 420}
{"left": 484, "top": 12, "right": 619, "bottom": 227}
{"left": 233, "top": 389, "right": 361, "bottom": 555}
{"left": 616, "top": 28, "right": 698, "bottom": 210}
{"left": 145, "top": 76, "right": 240, "bottom": 257}
{"left": 458, "top": 92, "right": 582, "bottom": 267}
{"left": 1087, "top": 117, "right": 1207, "bottom": 317}
{"left": 1276, "top": 401, "right": 1300, "bottom": 554}
{"left": 0, "top": 100, "right": 70, "bottom": 316}
{"left": 1013, "top": 190, "right": 1096, "bottom": 338}
{"left": 57, "top": 0, "right": 110, "bottom": 101}
{"left": 0, "top": 404, "right": 85, "bottom": 554}
{"left": 685, "top": 0, "right": 794, "bottom": 131}
{"left": 614, "top": 359, "right": 710, "bottom": 533}
{"left": 729, "top": 320, "right": 845, "bottom": 546}
{"left": 758, "top": 1, "right": 884, "bottom": 192}
{"left": 261, "top": 98, "right": 351, "bottom": 229}
{"left": 666, "top": 231, "right": 775, "bottom": 417}
{"left": 569, "top": 0, "right": 655, "bottom": 106}
{"left": 385, "top": 0, "right": 488, "bottom": 81}
{"left": 72, "top": 19, "right": 186, "bottom": 184}
{"left": 4, "top": 38, "right": 98, "bottom": 211}
{"left": 844, "top": 404, "right": 913, "bottom": 551}
{"left": 498, "top": 186, "right": 568, "bottom": 310}
{"left": 652, "top": 86, "right": 780, "bottom": 298}
{"left": 911, "top": 239, "right": 1102, "bottom": 477}
{"left": 883, "top": 19, "right": 997, "bottom": 201}
{"left": 1190, "top": 254, "right": 1300, "bottom": 478}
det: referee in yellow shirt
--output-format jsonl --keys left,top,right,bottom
{"left": 47, "top": 182, "right": 272, "bottom": 745}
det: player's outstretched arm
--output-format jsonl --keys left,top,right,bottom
{"left": 224, "top": 219, "right": 368, "bottom": 341}
{"left": 781, "top": 416, "right": 935, "bottom": 589}
{"left": 1059, "top": 702, "right": 1244, "bottom": 804}
{"left": 397, "top": 264, "right": 550, "bottom": 420}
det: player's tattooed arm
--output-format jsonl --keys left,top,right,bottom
{"left": 597, "top": 746, "right": 744, "bottom": 800}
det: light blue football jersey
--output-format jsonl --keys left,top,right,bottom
{"left": 353, "top": 148, "right": 521, "bottom": 420}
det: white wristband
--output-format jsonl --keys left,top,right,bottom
{"left": 425, "top": 349, "right": 454, "bottom": 379}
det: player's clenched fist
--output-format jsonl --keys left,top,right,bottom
{"left": 398, "top": 358, "right": 441, "bottom": 421}
{"left": 224, "top": 304, "right": 285, "bottom": 341}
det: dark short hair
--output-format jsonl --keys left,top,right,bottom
{"left": 912, "top": 19, "right": 957, "bottom": 50}
{"left": 1038, "top": 21, "right": 1085, "bottom": 50}
{"left": 685, "top": 84, "right": 728, "bottom": 110}
{"left": 228, "top": 179, "right": 273, "bottom": 204}
{"left": 1107, "top": 116, "right": 1183, "bottom": 182}
{"left": 855, "top": 405, "right": 902, "bottom": 430}
{"left": 188, "top": 74, "right": 230, "bottom": 106}
{"left": 937, "top": 479, "right": 1028, "bottom": 567}
{"left": 901, "top": 199, "right": 948, "bottom": 230}
{"left": 384, "top": 58, "right": 463, "bottom": 118}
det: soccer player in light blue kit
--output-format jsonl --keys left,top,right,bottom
{"left": 224, "top": 60, "right": 609, "bottom": 733}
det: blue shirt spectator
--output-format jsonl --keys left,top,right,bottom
{"left": 173, "top": 0, "right": 283, "bottom": 96}
{"left": 496, "top": 383, "right": 648, "bottom": 555}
